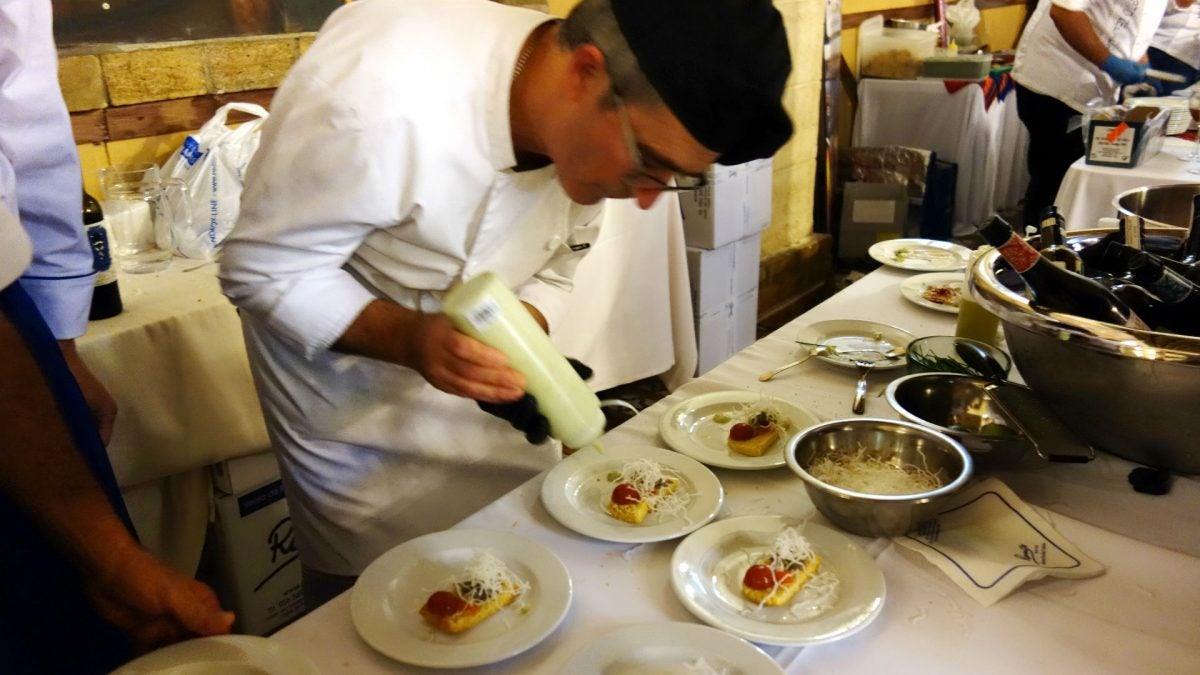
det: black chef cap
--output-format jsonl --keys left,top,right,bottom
{"left": 610, "top": 0, "right": 793, "bottom": 165}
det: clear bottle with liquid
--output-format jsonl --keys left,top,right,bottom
{"left": 442, "top": 272, "right": 605, "bottom": 449}
{"left": 956, "top": 245, "right": 1001, "bottom": 346}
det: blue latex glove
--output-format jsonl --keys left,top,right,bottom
{"left": 476, "top": 358, "right": 593, "bottom": 444}
{"left": 1101, "top": 55, "right": 1147, "bottom": 85}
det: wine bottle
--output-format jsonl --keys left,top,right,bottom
{"left": 84, "top": 189, "right": 122, "bottom": 320}
{"left": 1094, "top": 241, "right": 1197, "bottom": 281}
{"left": 977, "top": 215, "right": 1150, "bottom": 330}
{"left": 1037, "top": 206, "right": 1083, "bottom": 272}
{"left": 1181, "top": 196, "right": 1200, "bottom": 266}
{"left": 1126, "top": 252, "right": 1200, "bottom": 335}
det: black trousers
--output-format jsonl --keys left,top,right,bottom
{"left": 1014, "top": 83, "right": 1087, "bottom": 229}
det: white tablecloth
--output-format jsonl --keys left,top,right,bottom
{"left": 853, "top": 78, "right": 1030, "bottom": 237}
{"left": 271, "top": 267, "right": 1200, "bottom": 673}
{"left": 1056, "top": 136, "right": 1199, "bottom": 231}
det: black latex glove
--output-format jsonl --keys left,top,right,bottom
{"left": 477, "top": 358, "right": 593, "bottom": 444}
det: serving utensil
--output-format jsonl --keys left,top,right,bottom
{"left": 758, "top": 346, "right": 828, "bottom": 382}
{"left": 793, "top": 340, "right": 907, "bottom": 361}
{"left": 851, "top": 359, "right": 875, "bottom": 414}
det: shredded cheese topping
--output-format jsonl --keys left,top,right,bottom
{"left": 443, "top": 552, "right": 529, "bottom": 604}
{"left": 605, "top": 458, "right": 692, "bottom": 522}
{"left": 766, "top": 527, "right": 816, "bottom": 569}
{"left": 807, "top": 445, "right": 943, "bottom": 495}
{"left": 734, "top": 396, "right": 790, "bottom": 431}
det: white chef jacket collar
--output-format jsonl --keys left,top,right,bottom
{"left": 489, "top": 18, "right": 558, "bottom": 172}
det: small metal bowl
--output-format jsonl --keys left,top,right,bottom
{"left": 885, "top": 373, "right": 1033, "bottom": 470}
{"left": 785, "top": 418, "right": 973, "bottom": 537}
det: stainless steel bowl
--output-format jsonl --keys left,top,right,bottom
{"left": 885, "top": 373, "right": 1032, "bottom": 470}
{"left": 785, "top": 418, "right": 973, "bottom": 537}
{"left": 1113, "top": 184, "right": 1200, "bottom": 234}
{"left": 969, "top": 226, "right": 1200, "bottom": 473}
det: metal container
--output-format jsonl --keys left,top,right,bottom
{"left": 1113, "top": 183, "right": 1200, "bottom": 234}
{"left": 784, "top": 418, "right": 973, "bottom": 537}
{"left": 968, "top": 226, "right": 1200, "bottom": 473}
{"left": 885, "top": 373, "right": 1032, "bottom": 470}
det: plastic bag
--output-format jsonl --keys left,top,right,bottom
{"left": 161, "top": 102, "right": 268, "bottom": 259}
{"left": 945, "top": 0, "right": 982, "bottom": 51}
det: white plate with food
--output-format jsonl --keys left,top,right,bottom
{"left": 868, "top": 238, "right": 971, "bottom": 271}
{"left": 900, "top": 272, "right": 966, "bottom": 314}
{"left": 350, "top": 529, "right": 571, "bottom": 669}
{"left": 111, "top": 635, "right": 320, "bottom": 675}
{"left": 794, "top": 319, "right": 914, "bottom": 371}
{"left": 670, "top": 515, "right": 886, "bottom": 647}
{"left": 562, "top": 622, "right": 784, "bottom": 674}
{"left": 541, "top": 444, "right": 724, "bottom": 543}
{"left": 659, "top": 391, "right": 821, "bottom": 470}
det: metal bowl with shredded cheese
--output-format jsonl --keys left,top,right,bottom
{"left": 784, "top": 418, "right": 972, "bottom": 537}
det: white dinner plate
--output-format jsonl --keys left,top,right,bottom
{"left": 795, "top": 319, "right": 914, "bottom": 371}
{"left": 670, "top": 515, "right": 886, "bottom": 647}
{"left": 111, "top": 635, "right": 320, "bottom": 675}
{"left": 350, "top": 529, "right": 571, "bottom": 669}
{"left": 899, "top": 272, "right": 966, "bottom": 314}
{"left": 562, "top": 622, "right": 784, "bottom": 674}
{"left": 540, "top": 444, "right": 724, "bottom": 543}
{"left": 868, "top": 238, "right": 971, "bottom": 271}
{"left": 658, "top": 391, "right": 822, "bottom": 470}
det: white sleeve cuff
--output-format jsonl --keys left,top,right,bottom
{"left": 18, "top": 273, "right": 94, "bottom": 339}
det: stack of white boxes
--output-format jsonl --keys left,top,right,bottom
{"left": 209, "top": 452, "right": 305, "bottom": 635}
{"left": 680, "top": 158, "right": 772, "bottom": 375}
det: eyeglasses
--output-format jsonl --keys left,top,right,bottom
{"left": 613, "top": 95, "right": 708, "bottom": 192}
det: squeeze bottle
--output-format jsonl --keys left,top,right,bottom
{"left": 442, "top": 272, "right": 605, "bottom": 448}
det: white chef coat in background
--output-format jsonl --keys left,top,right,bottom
{"left": 1013, "top": 0, "right": 1170, "bottom": 111}
{"left": 1151, "top": 4, "right": 1200, "bottom": 68}
{"left": 220, "top": 0, "right": 604, "bottom": 575}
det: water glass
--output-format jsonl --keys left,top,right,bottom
{"left": 98, "top": 164, "right": 187, "bottom": 273}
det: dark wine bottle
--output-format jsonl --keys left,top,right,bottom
{"left": 1126, "top": 252, "right": 1200, "bottom": 335}
{"left": 84, "top": 189, "right": 122, "bottom": 320}
{"left": 1094, "top": 241, "right": 1198, "bottom": 281}
{"left": 1037, "top": 206, "right": 1083, "bottom": 273}
{"left": 1181, "top": 196, "right": 1200, "bottom": 266}
{"left": 977, "top": 215, "right": 1150, "bottom": 330}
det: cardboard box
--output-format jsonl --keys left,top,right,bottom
{"left": 211, "top": 479, "right": 305, "bottom": 635}
{"left": 679, "top": 158, "right": 772, "bottom": 249}
{"left": 694, "top": 286, "right": 759, "bottom": 375}
{"left": 1085, "top": 106, "right": 1168, "bottom": 168}
{"left": 838, "top": 182, "right": 908, "bottom": 259}
{"left": 685, "top": 233, "right": 761, "bottom": 316}
{"left": 212, "top": 451, "right": 281, "bottom": 496}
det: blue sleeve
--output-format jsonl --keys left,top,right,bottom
{"left": 0, "top": 1, "right": 94, "bottom": 340}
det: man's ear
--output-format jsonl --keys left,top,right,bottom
{"left": 563, "top": 43, "right": 610, "bottom": 100}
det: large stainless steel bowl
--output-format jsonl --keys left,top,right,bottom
{"left": 1113, "top": 183, "right": 1200, "bottom": 233}
{"left": 968, "top": 226, "right": 1200, "bottom": 474}
{"left": 785, "top": 418, "right": 973, "bottom": 537}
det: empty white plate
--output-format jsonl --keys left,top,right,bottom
{"left": 795, "top": 319, "right": 914, "bottom": 371}
{"left": 869, "top": 238, "right": 971, "bottom": 271}
{"left": 562, "top": 622, "right": 784, "bottom": 674}
{"left": 111, "top": 635, "right": 319, "bottom": 675}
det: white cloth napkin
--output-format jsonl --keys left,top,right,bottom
{"left": 892, "top": 477, "right": 1106, "bottom": 606}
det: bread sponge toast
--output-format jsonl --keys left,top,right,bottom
{"left": 420, "top": 585, "right": 519, "bottom": 633}
{"left": 741, "top": 554, "right": 821, "bottom": 606}
{"left": 727, "top": 426, "right": 780, "bottom": 457}
{"left": 605, "top": 478, "right": 679, "bottom": 524}
{"left": 419, "top": 553, "right": 527, "bottom": 633}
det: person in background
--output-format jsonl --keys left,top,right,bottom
{"left": 220, "top": 0, "right": 792, "bottom": 607}
{"left": 1011, "top": 0, "right": 1193, "bottom": 228}
{"left": 1148, "top": 4, "right": 1200, "bottom": 89}
{"left": 0, "top": 3, "right": 233, "bottom": 672}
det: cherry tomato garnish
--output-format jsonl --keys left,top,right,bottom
{"left": 612, "top": 483, "right": 642, "bottom": 505}
{"left": 743, "top": 564, "right": 775, "bottom": 590}
{"left": 423, "top": 590, "right": 467, "bottom": 616}
{"left": 729, "top": 423, "right": 758, "bottom": 441}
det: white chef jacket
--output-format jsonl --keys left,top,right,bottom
{"left": 1151, "top": 5, "right": 1200, "bottom": 68}
{"left": 1013, "top": 0, "right": 1170, "bottom": 111}
{"left": 220, "top": 0, "right": 603, "bottom": 575}
{"left": 0, "top": 0, "right": 92, "bottom": 338}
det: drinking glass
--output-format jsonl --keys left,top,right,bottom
{"left": 1188, "top": 92, "right": 1200, "bottom": 172}
{"left": 98, "top": 163, "right": 186, "bottom": 273}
